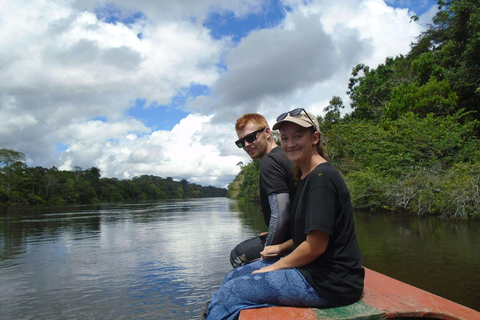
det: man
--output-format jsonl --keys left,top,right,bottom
{"left": 231, "top": 113, "right": 296, "bottom": 267}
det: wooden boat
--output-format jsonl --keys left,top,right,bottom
{"left": 239, "top": 268, "right": 480, "bottom": 320}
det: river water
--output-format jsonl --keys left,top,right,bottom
{"left": 0, "top": 198, "right": 478, "bottom": 319}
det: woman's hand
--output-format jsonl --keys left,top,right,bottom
{"left": 252, "top": 264, "right": 278, "bottom": 274}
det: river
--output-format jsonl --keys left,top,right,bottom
{"left": 0, "top": 198, "right": 478, "bottom": 319}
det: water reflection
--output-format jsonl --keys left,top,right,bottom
{"left": 0, "top": 199, "right": 478, "bottom": 320}
{"left": 1, "top": 198, "right": 244, "bottom": 320}
{"left": 355, "top": 210, "right": 480, "bottom": 311}
{"left": 229, "top": 200, "right": 267, "bottom": 233}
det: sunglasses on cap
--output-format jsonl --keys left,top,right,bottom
{"left": 235, "top": 127, "right": 266, "bottom": 148}
{"left": 276, "top": 108, "right": 317, "bottom": 131}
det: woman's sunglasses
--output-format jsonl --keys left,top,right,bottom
{"left": 276, "top": 108, "right": 317, "bottom": 130}
{"left": 235, "top": 127, "right": 266, "bottom": 148}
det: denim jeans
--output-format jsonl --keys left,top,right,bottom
{"left": 206, "top": 258, "right": 336, "bottom": 320}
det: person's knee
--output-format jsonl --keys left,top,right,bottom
{"left": 230, "top": 247, "right": 237, "bottom": 267}
{"left": 230, "top": 245, "right": 247, "bottom": 268}
{"left": 230, "top": 237, "right": 264, "bottom": 268}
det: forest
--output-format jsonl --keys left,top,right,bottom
{"left": 0, "top": 148, "right": 227, "bottom": 206}
{"left": 228, "top": 0, "right": 480, "bottom": 219}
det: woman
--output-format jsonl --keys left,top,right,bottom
{"left": 205, "top": 109, "right": 364, "bottom": 320}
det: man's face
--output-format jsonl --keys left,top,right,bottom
{"left": 236, "top": 122, "right": 269, "bottom": 160}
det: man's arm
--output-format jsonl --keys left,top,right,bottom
{"left": 264, "top": 193, "right": 291, "bottom": 246}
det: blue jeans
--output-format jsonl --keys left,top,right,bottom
{"left": 206, "top": 258, "right": 336, "bottom": 320}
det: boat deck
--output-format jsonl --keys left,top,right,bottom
{"left": 239, "top": 268, "right": 480, "bottom": 320}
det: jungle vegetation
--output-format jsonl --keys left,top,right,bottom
{"left": 0, "top": 148, "right": 227, "bottom": 206}
{"left": 228, "top": 0, "right": 480, "bottom": 219}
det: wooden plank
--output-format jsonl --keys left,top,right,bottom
{"left": 239, "top": 306, "right": 319, "bottom": 320}
{"left": 239, "top": 268, "right": 480, "bottom": 320}
{"left": 362, "top": 268, "right": 480, "bottom": 320}
{"left": 240, "top": 301, "right": 383, "bottom": 320}
{"left": 239, "top": 301, "right": 385, "bottom": 320}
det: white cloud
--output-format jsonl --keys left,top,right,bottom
{"left": 58, "top": 114, "right": 247, "bottom": 187}
{"left": 191, "top": 0, "right": 426, "bottom": 121}
{"left": 0, "top": 0, "right": 224, "bottom": 177}
{"left": 0, "top": 0, "right": 431, "bottom": 188}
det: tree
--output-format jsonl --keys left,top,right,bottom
{"left": 237, "top": 160, "right": 261, "bottom": 201}
{"left": 44, "top": 167, "right": 59, "bottom": 200}
{"left": 327, "top": 112, "right": 479, "bottom": 217}
{"left": 321, "top": 96, "right": 345, "bottom": 132}
{"left": 347, "top": 58, "right": 404, "bottom": 121}
{"left": 0, "top": 149, "right": 26, "bottom": 196}
{"left": 0, "top": 149, "right": 25, "bottom": 167}
{"left": 384, "top": 78, "right": 458, "bottom": 120}
{"left": 416, "top": 0, "right": 480, "bottom": 119}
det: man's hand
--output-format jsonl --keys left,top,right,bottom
{"left": 260, "top": 245, "right": 281, "bottom": 258}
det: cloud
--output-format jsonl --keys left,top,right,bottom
{"left": 0, "top": 0, "right": 431, "bottom": 188}
{"left": 193, "top": 13, "right": 364, "bottom": 122}
{"left": 0, "top": 0, "right": 223, "bottom": 175}
{"left": 55, "top": 114, "right": 245, "bottom": 187}
{"left": 192, "top": 0, "right": 425, "bottom": 121}
{"left": 209, "top": 13, "right": 341, "bottom": 115}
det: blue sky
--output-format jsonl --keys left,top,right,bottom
{"left": 1, "top": 0, "right": 438, "bottom": 187}
{"left": 127, "top": 84, "right": 209, "bottom": 131}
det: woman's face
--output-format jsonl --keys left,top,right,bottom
{"left": 279, "top": 122, "right": 318, "bottom": 164}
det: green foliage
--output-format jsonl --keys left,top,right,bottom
{"left": 235, "top": 160, "right": 260, "bottom": 202}
{"left": 432, "top": 0, "right": 480, "bottom": 115}
{"left": 344, "top": 168, "right": 394, "bottom": 210}
{"left": 0, "top": 150, "right": 227, "bottom": 206}
{"left": 327, "top": 113, "right": 479, "bottom": 218}
{"left": 226, "top": 168, "right": 244, "bottom": 199}
{"left": 0, "top": 149, "right": 26, "bottom": 197}
{"left": 385, "top": 78, "right": 458, "bottom": 120}
{"left": 319, "top": 96, "right": 345, "bottom": 132}
{"left": 348, "top": 0, "right": 480, "bottom": 122}
{"left": 331, "top": 112, "right": 478, "bottom": 174}
{"left": 347, "top": 57, "right": 413, "bottom": 122}
{"left": 411, "top": 52, "right": 445, "bottom": 85}
{"left": 0, "top": 149, "right": 25, "bottom": 166}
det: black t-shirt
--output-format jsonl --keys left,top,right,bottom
{"left": 259, "top": 146, "right": 296, "bottom": 227}
{"left": 292, "top": 162, "right": 364, "bottom": 306}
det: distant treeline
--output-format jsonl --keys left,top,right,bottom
{"left": 0, "top": 149, "right": 226, "bottom": 206}
{"left": 228, "top": 0, "right": 480, "bottom": 219}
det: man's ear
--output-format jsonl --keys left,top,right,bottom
{"left": 265, "top": 127, "right": 272, "bottom": 138}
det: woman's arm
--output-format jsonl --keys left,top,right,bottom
{"left": 253, "top": 230, "right": 329, "bottom": 274}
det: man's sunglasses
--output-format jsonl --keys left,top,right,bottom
{"left": 276, "top": 108, "right": 317, "bottom": 130}
{"left": 235, "top": 127, "right": 266, "bottom": 148}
